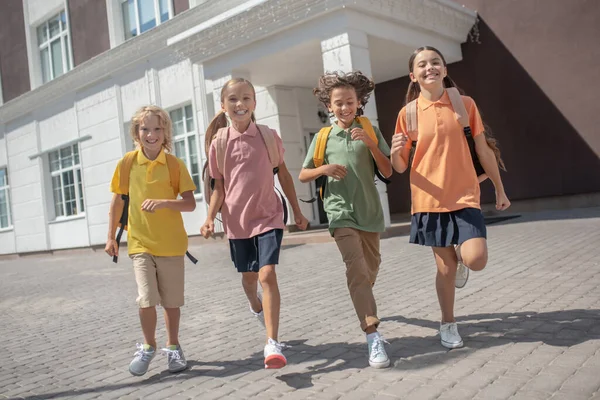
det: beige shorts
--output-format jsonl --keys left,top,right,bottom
{"left": 131, "top": 253, "right": 185, "bottom": 308}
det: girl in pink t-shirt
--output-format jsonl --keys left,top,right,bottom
{"left": 200, "top": 78, "right": 309, "bottom": 369}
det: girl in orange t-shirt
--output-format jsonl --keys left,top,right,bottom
{"left": 391, "top": 46, "right": 510, "bottom": 349}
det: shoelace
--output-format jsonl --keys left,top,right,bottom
{"left": 370, "top": 336, "right": 389, "bottom": 358}
{"left": 268, "top": 338, "right": 291, "bottom": 351}
{"left": 161, "top": 347, "right": 182, "bottom": 360}
{"left": 133, "top": 343, "right": 154, "bottom": 362}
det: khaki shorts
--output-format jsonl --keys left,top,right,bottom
{"left": 131, "top": 253, "right": 185, "bottom": 308}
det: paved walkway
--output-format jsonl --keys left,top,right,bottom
{"left": 1, "top": 207, "right": 599, "bottom": 400}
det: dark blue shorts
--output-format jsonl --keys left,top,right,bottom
{"left": 409, "top": 207, "right": 487, "bottom": 247}
{"left": 229, "top": 229, "right": 283, "bottom": 273}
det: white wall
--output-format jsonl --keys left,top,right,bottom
{"left": 0, "top": 130, "right": 16, "bottom": 254}
{"left": 26, "top": 0, "right": 65, "bottom": 26}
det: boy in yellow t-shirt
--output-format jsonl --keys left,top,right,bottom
{"left": 105, "top": 106, "right": 196, "bottom": 376}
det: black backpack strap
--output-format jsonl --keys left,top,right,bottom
{"left": 463, "top": 127, "right": 485, "bottom": 176}
{"left": 113, "top": 194, "right": 130, "bottom": 263}
{"left": 185, "top": 251, "right": 198, "bottom": 264}
{"left": 272, "top": 167, "right": 288, "bottom": 225}
{"left": 372, "top": 159, "right": 391, "bottom": 184}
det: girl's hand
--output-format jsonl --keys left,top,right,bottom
{"left": 495, "top": 191, "right": 511, "bottom": 211}
{"left": 200, "top": 219, "right": 214, "bottom": 238}
{"left": 351, "top": 128, "right": 376, "bottom": 150}
{"left": 295, "top": 213, "right": 309, "bottom": 230}
{"left": 141, "top": 199, "right": 165, "bottom": 213}
{"left": 322, "top": 164, "right": 347, "bottom": 180}
{"left": 391, "top": 133, "right": 408, "bottom": 155}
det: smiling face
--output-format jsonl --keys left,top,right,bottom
{"left": 137, "top": 114, "right": 165, "bottom": 158}
{"left": 328, "top": 86, "right": 360, "bottom": 129}
{"left": 221, "top": 81, "right": 256, "bottom": 127}
{"left": 409, "top": 49, "right": 447, "bottom": 90}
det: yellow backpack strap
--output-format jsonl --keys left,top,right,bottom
{"left": 165, "top": 153, "right": 180, "bottom": 195}
{"left": 313, "top": 126, "right": 332, "bottom": 168}
{"left": 215, "top": 127, "right": 229, "bottom": 175}
{"left": 446, "top": 87, "right": 469, "bottom": 128}
{"left": 118, "top": 150, "right": 138, "bottom": 195}
{"left": 405, "top": 99, "right": 418, "bottom": 140}
{"left": 356, "top": 116, "right": 378, "bottom": 144}
{"left": 256, "top": 124, "right": 280, "bottom": 168}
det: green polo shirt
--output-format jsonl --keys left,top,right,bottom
{"left": 303, "top": 120, "right": 391, "bottom": 235}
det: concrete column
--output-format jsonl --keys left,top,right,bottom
{"left": 321, "top": 30, "right": 392, "bottom": 228}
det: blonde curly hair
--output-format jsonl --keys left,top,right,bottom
{"left": 129, "top": 105, "right": 173, "bottom": 153}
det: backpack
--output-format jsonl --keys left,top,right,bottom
{"left": 202, "top": 124, "right": 288, "bottom": 225}
{"left": 405, "top": 87, "right": 485, "bottom": 176}
{"left": 302, "top": 116, "right": 391, "bottom": 203}
{"left": 113, "top": 149, "right": 198, "bottom": 264}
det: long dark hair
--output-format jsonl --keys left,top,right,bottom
{"left": 406, "top": 46, "right": 506, "bottom": 171}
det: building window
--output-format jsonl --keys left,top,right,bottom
{"left": 122, "top": 0, "right": 173, "bottom": 40}
{"left": 170, "top": 105, "right": 201, "bottom": 195}
{"left": 49, "top": 145, "right": 85, "bottom": 218}
{"left": 0, "top": 168, "right": 11, "bottom": 228}
{"left": 37, "top": 11, "right": 72, "bottom": 83}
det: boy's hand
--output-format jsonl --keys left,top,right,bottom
{"left": 495, "top": 191, "right": 511, "bottom": 211}
{"left": 105, "top": 239, "right": 119, "bottom": 257}
{"left": 141, "top": 199, "right": 165, "bottom": 213}
{"left": 351, "top": 128, "right": 376, "bottom": 150}
{"left": 322, "top": 164, "right": 347, "bottom": 180}
{"left": 200, "top": 219, "right": 215, "bottom": 238}
{"left": 391, "top": 133, "right": 408, "bottom": 155}
{"left": 295, "top": 213, "right": 309, "bottom": 230}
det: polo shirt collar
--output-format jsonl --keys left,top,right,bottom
{"left": 331, "top": 119, "right": 361, "bottom": 136}
{"left": 228, "top": 122, "right": 258, "bottom": 139}
{"left": 137, "top": 148, "right": 166, "bottom": 165}
{"left": 418, "top": 89, "right": 451, "bottom": 111}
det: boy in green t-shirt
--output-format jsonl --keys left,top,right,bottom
{"left": 299, "top": 71, "right": 392, "bottom": 368}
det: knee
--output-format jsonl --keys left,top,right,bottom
{"left": 465, "top": 254, "right": 488, "bottom": 271}
{"left": 241, "top": 272, "right": 258, "bottom": 286}
{"left": 259, "top": 268, "right": 277, "bottom": 286}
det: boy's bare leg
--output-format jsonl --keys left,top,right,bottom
{"left": 139, "top": 307, "right": 157, "bottom": 348}
{"left": 164, "top": 308, "right": 180, "bottom": 346}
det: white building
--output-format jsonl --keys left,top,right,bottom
{"left": 0, "top": 0, "right": 476, "bottom": 255}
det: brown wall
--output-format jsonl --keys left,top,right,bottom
{"left": 376, "top": 0, "right": 600, "bottom": 214}
{"left": 173, "top": 0, "right": 190, "bottom": 15}
{"left": 67, "top": 0, "right": 110, "bottom": 67}
{"left": 0, "top": 0, "right": 30, "bottom": 102}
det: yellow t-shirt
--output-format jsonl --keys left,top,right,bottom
{"left": 110, "top": 149, "right": 196, "bottom": 256}
{"left": 395, "top": 91, "right": 484, "bottom": 214}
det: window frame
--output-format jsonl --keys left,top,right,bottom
{"left": 0, "top": 167, "right": 12, "bottom": 230}
{"left": 121, "top": 0, "right": 174, "bottom": 40}
{"left": 48, "top": 144, "right": 86, "bottom": 219}
{"left": 169, "top": 104, "right": 202, "bottom": 197}
{"left": 37, "top": 10, "right": 73, "bottom": 83}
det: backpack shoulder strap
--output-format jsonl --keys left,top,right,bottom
{"left": 256, "top": 124, "right": 280, "bottom": 168}
{"left": 165, "top": 153, "right": 180, "bottom": 195}
{"left": 215, "top": 127, "right": 229, "bottom": 175}
{"left": 118, "top": 150, "right": 138, "bottom": 195}
{"left": 446, "top": 87, "right": 469, "bottom": 128}
{"left": 355, "top": 116, "right": 378, "bottom": 145}
{"left": 405, "top": 99, "right": 418, "bottom": 140}
{"left": 313, "top": 126, "right": 333, "bottom": 168}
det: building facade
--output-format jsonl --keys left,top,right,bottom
{"left": 1, "top": 0, "right": 597, "bottom": 255}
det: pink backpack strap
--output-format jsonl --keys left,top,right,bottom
{"left": 256, "top": 124, "right": 280, "bottom": 168}
{"left": 215, "top": 127, "right": 229, "bottom": 175}
{"left": 405, "top": 99, "right": 418, "bottom": 140}
{"left": 446, "top": 87, "right": 469, "bottom": 128}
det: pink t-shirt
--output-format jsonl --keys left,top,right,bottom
{"left": 209, "top": 122, "right": 285, "bottom": 239}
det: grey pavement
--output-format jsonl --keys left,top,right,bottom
{"left": 1, "top": 207, "right": 600, "bottom": 400}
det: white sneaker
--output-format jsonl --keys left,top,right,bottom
{"left": 264, "top": 338, "right": 287, "bottom": 369}
{"left": 249, "top": 291, "right": 265, "bottom": 327}
{"left": 455, "top": 245, "right": 469, "bottom": 288}
{"left": 161, "top": 344, "right": 188, "bottom": 373}
{"left": 367, "top": 333, "right": 390, "bottom": 368}
{"left": 440, "top": 322, "right": 463, "bottom": 349}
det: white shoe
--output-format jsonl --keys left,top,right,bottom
{"left": 264, "top": 338, "right": 287, "bottom": 369}
{"left": 367, "top": 333, "right": 390, "bottom": 368}
{"left": 440, "top": 322, "right": 463, "bottom": 349}
{"left": 455, "top": 245, "right": 469, "bottom": 288}
{"left": 249, "top": 291, "right": 265, "bottom": 327}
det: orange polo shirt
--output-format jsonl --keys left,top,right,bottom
{"left": 395, "top": 90, "right": 484, "bottom": 214}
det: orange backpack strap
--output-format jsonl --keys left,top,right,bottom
{"left": 165, "top": 153, "right": 180, "bottom": 195}
{"left": 215, "top": 127, "right": 229, "bottom": 175}
{"left": 446, "top": 87, "right": 469, "bottom": 128}
{"left": 118, "top": 150, "right": 138, "bottom": 195}
{"left": 256, "top": 124, "right": 280, "bottom": 168}
{"left": 313, "top": 126, "right": 332, "bottom": 168}
{"left": 405, "top": 99, "right": 418, "bottom": 140}
{"left": 355, "top": 116, "right": 378, "bottom": 144}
